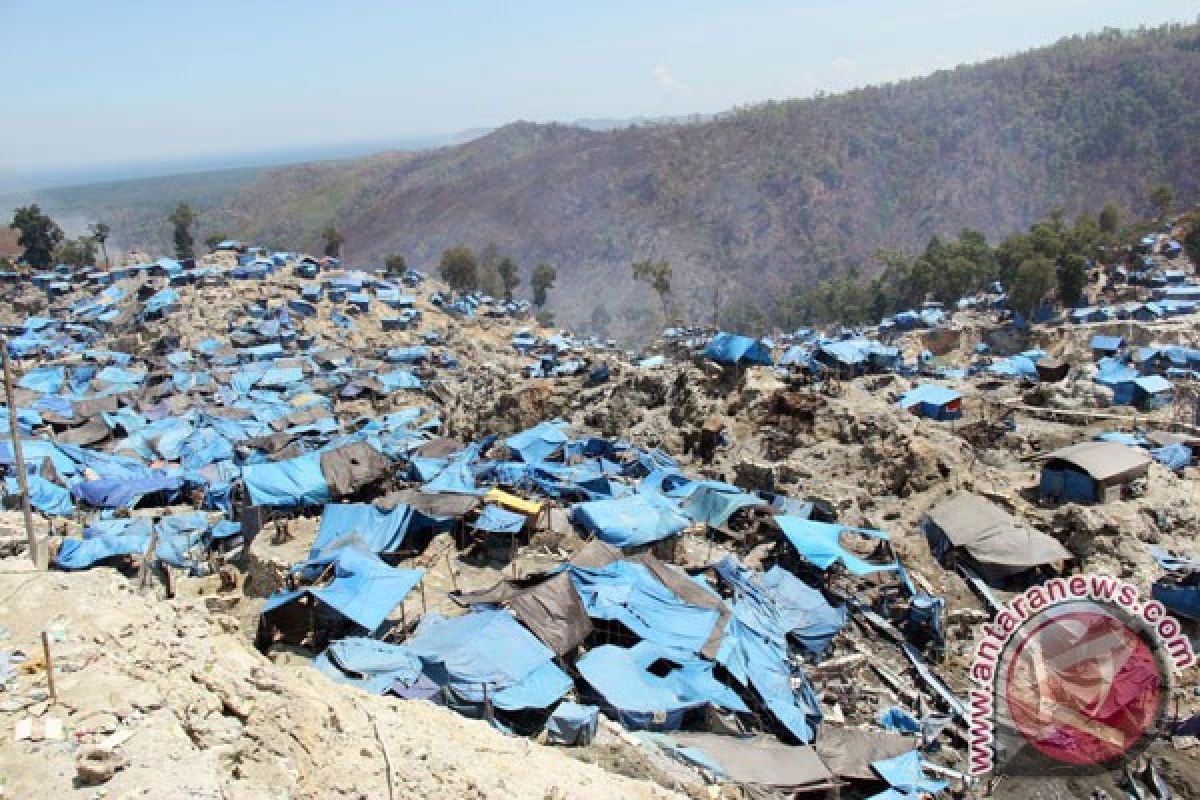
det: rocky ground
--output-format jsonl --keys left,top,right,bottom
{"left": 0, "top": 254, "right": 1198, "bottom": 799}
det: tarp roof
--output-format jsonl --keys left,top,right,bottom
{"left": 667, "top": 733, "right": 835, "bottom": 790}
{"left": 703, "top": 333, "right": 773, "bottom": 366}
{"left": 263, "top": 547, "right": 424, "bottom": 632}
{"left": 1042, "top": 441, "right": 1152, "bottom": 482}
{"left": 898, "top": 384, "right": 961, "bottom": 410}
{"left": 925, "top": 492, "right": 1072, "bottom": 572}
{"left": 775, "top": 517, "right": 898, "bottom": 575}
{"left": 573, "top": 491, "right": 691, "bottom": 548}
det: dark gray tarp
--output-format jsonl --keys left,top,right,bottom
{"left": 813, "top": 728, "right": 913, "bottom": 780}
{"left": 454, "top": 571, "right": 592, "bottom": 657}
{"left": 383, "top": 488, "right": 479, "bottom": 518}
{"left": 320, "top": 441, "right": 390, "bottom": 498}
{"left": 570, "top": 539, "right": 622, "bottom": 568}
{"left": 668, "top": 733, "right": 836, "bottom": 790}
{"left": 925, "top": 492, "right": 1072, "bottom": 577}
{"left": 73, "top": 395, "right": 120, "bottom": 418}
{"left": 270, "top": 406, "right": 332, "bottom": 433}
{"left": 58, "top": 416, "right": 111, "bottom": 446}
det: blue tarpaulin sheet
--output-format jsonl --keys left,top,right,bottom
{"left": 6, "top": 474, "right": 74, "bottom": 516}
{"left": 264, "top": 547, "right": 423, "bottom": 632}
{"left": 871, "top": 751, "right": 947, "bottom": 796}
{"left": 760, "top": 566, "right": 847, "bottom": 655}
{"left": 309, "top": 503, "right": 416, "bottom": 559}
{"left": 506, "top": 421, "right": 569, "bottom": 463}
{"left": 386, "top": 610, "right": 572, "bottom": 710}
{"left": 573, "top": 492, "right": 690, "bottom": 548}
{"left": 243, "top": 451, "right": 331, "bottom": 508}
{"left": 577, "top": 642, "right": 748, "bottom": 729}
{"left": 568, "top": 561, "right": 720, "bottom": 653}
{"left": 703, "top": 333, "right": 773, "bottom": 366}
{"left": 72, "top": 470, "right": 182, "bottom": 508}
{"left": 680, "top": 483, "right": 762, "bottom": 527}
{"left": 18, "top": 366, "right": 65, "bottom": 394}
{"left": 776, "top": 517, "right": 899, "bottom": 575}
{"left": 474, "top": 504, "right": 526, "bottom": 534}
{"left": 713, "top": 557, "right": 822, "bottom": 743}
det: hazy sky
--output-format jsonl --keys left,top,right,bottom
{"left": 1, "top": 0, "right": 1196, "bottom": 179}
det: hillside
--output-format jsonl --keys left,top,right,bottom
{"left": 12, "top": 24, "right": 1200, "bottom": 337}
{"left": 223, "top": 24, "right": 1200, "bottom": 335}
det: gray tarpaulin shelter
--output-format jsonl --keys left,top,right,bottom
{"left": 924, "top": 492, "right": 1073, "bottom": 582}
{"left": 668, "top": 733, "right": 836, "bottom": 792}
{"left": 320, "top": 441, "right": 390, "bottom": 498}
{"left": 1039, "top": 440, "right": 1152, "bottom": 504}
{"left": 453, "top": 571, "right": 593, "bottom": 657}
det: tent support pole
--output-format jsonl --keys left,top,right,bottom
{"left": 1, "top": 341, "right": 39, "bottom": 567}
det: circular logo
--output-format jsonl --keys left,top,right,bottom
{"left": 998, "top": 601, "right": 1169, "bottom": 771}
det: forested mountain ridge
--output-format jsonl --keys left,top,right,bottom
{"left": 14, "top": 24, "right": 1200, "bottom": 336}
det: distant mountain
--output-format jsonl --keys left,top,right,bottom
{"left": 10, "top": 24, "right": 1200, "bottom": 337}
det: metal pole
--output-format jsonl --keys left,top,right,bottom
{"left": 1, "top": 341, "right": 38, "bottom": 565}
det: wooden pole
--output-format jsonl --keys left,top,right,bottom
{"left": 40, "top": 631, "right": 58, "bottom": 703}
{"left": 1, "top": 341, "right": 39, "bottom": 566}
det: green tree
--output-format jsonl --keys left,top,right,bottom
{"left": 1009, "top": 255, "right": 1055, "bottom": 318}
{"left": 88, "top": 222, "right": 111, "bottom": 267}
{"left": 535, "top": 309, "right": 556, "bottom": 328}
{"left": 1058, "top": 253, "right": 1088, "bottom": 308}
{"left": 497, "top": 256, "right": 519, "bottom": 301}
{"left": 321, "top": 223, "right": 344, "bottom": 259}
{"left": 439, "top": 246, "right": 478, "bottom": 291}
{"left": 385, "top": 254, "right": 407, "bottom": 276}
{"left": 11, "top": 204, "right": 64, "bottom": 268}
{"left": 1148, "top": 183, "right": 1174, "bottom": 218}
{"left": 168, "top": 203, "right": 196, "bottom": 260}
{"left": 204, "top": 233, "right": 226, "bottom": 251}
{"left": 1098, "top": 203, "right": 1120, "bottom": 235}
{"left": 531, "top": 262, "right": 557, "bottom": 307}
{"left": 632, "top": 259, "right": 672, "bottom": 320}
{"left": 56, "top": 236, "right": 97, "bottom": 268}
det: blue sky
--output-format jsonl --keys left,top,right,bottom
{"left": 1, "top": 0, "right": 1196, "bottom": 182}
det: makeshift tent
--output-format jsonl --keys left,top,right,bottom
{"left": 505, "top": 421, "right": 569, "bottom": 463}
{"left": 263, "top": 547, "right": 423, "bottom": 633}
{"left": 243, "top": 451, "right": 332, "bottom": 508}
{"left": 573, "top": 492, "right": 690, "bottom": 548}
{"left": 759, "top": 566, "right": 847, "bottom": 655}
{"left": 308, "top": 503, "right": 417, "bottom": 559}
{"left": 568, "top": 560, "right": 722, "bottom": 654}
{"left": 703, "top": 333, "right": 773, "bottom": 367}
{"left": 1040, "top": 441, "right": 1151, "bottom": 504}
{"left": 666, "top": 733, "right": 836, "bottom": 793}
{"left": 923, "top": 492, "right": 1072, "bottom": 582}
{"left": 454, "top": 571, "right": 593, "bottom": 656}
{"left": 545, "top": 702, "right": 600, "bottom": 746}
{"left": 898, "top": 384, "right": 962, "bottom": 421}
{"left": 378, "top": 610, "right": 572, "bottom": 711}
{"left": 576, "top": 641, "right": 749, "bottom": 730}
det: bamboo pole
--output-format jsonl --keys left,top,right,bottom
{"left": 1, "top": 341, "right": 39, "bottom": 566}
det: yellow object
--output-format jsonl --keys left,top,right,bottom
{"left": 484, "top": 488, "right": 543, "bottom": 517}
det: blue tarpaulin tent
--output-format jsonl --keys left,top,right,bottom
{"left": 703, "top": 333, "right": 773, "bottom": 367}
{"left": 506, "top": 421, "right": 569, "bottom": 463}
{"left": 577, "top": 641, "right": 748, "bottom": 730}
{"left": 898, "top": 384, "right": 963, "bottom": 421}
{"left": 568, "top": 560, "right": 721, "bottom": 653}
{"left": 474, "top": 504, "right": 526, "bottom": 534}
{"left": 573, "top": 492, "right": 690, "bottom": 548}
{"left": 713, "top": 557, "right": 823, "bottom": 742}
{"left": 264, "top": 548, "right": 424, "bottom": 633}
{"left": 309, "top": 503, "right": 417, "bottom": 559}
{"left": 243, "top": 451, "right": 331, "bottom": 508}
